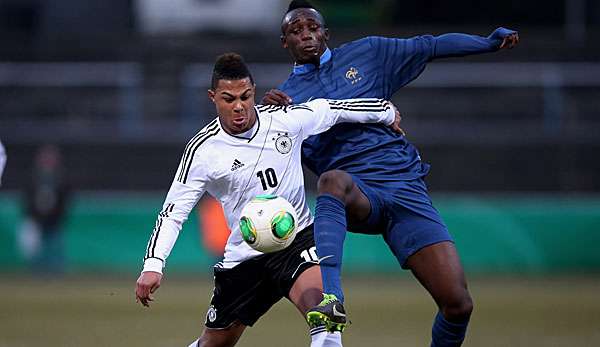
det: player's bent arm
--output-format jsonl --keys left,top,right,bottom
{"left": 366, "top": 28, "right": 517, "bottom": 91}
{"left": 142, "top": 157, "right": 208, "bottom": 274}
{"left": 297, "top": 98, "right": 395, "bottom": 138}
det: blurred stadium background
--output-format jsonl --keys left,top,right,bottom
{"left": 1, "top": 0, "right": 599, "bottom": 346}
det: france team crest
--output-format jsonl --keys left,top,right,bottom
{"left": 345, "top": 67, "right": 362, "bottom": 85}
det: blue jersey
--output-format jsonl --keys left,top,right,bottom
{"left": 279, "top": 29, "right": 514, "bottom": 181}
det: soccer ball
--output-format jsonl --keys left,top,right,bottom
{"left": 239, "top": 194, "right": 298, "bottom": 253}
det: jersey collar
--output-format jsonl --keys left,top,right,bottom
{"left": 292, "top": 48, "right": 332, "bottom": 75}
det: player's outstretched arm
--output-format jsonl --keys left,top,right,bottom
{"left": 135, "top": 271, "right": 162, "bottom": 307}
{"left": 433, "top": 27, "right": 519, "bottom": 59}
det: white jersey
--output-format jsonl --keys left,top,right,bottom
{"left": 142, "top": 98, "right": 394, "bottom": 273}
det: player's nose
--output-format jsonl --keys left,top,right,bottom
{"left": 300, "top": 29, "right": 313, "bottom": 41}
{"left": 233, "top": 102, "right": 244, "bottom": 113}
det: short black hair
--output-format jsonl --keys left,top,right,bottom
{"left": 210, "top": 53, "right": 254, "bottom": 90}
{"left": 286, "top": 0, "right": 317, "bottom": 13}
{"left": 282, "top": 0, "right": 325, "bottom": 34}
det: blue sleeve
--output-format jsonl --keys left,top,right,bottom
{"left": 367, "top": 35, "right": 436, "bottom": 93}
{"left": 433, "top": 27, "right": 517, "bottom": 59}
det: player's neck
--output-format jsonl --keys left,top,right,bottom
{"left": 226, "top": 110, "right": 258, "bottom": 138}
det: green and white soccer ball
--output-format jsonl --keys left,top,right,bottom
{"left": 239, "top": 194, "right": 298, "bottom": 253}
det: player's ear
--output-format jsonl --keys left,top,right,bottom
{"left": 323, "top": 28, "right": 330, "bottom": 42}
{"left": 281, "top": 34, "right": 288, "bottom": 49}
{"left": 207, "top": 89, "right": 216, "bottom": 103}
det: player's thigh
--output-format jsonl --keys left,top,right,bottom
{"left": 382, "top": 178, "right": 452, "bottom": 268}
{"left": 207, "top": 261, "right": 282, "bottom": 329}
{"left": 288, "top": 265, "right": 323, "bottom": 315}
{"left": 198, "top": 321, "right": 246, "bottom": 347}
{"left": 317, "top": 170, "right": 372, "bottom": 224}
{"left": 345, "top": 178, "right": 373, "bottom": 225}
{"left": 345, "top": 175, "right": 387, "bottom": 234}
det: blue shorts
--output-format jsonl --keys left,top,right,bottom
{"left": 348, "top": 176, "right": 452, "bottom": 269}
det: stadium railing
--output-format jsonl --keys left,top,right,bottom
{"left": 0, "top": 62, "right": 143, "bottom": 142}
{"left": 180, "top": 62, "right": 600, "bottom": 145}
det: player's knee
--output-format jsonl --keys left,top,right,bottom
{"left": 317, "top": 170, "right": 353, "bottom": 199}
{"left": 441, "top": 292, "right": 473, "bottom": 323}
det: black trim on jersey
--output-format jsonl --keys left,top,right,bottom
{"left": 226, "top": 109, "right": 261, "bottom": 143}
{"left": 256, "top": 104, "right": 287, "bottom": 113}
{"left": 145, "top": 203, "right": 174, "bottom": 259}
{"left": 289, "top": 104, "right": 313, "bottom": 112}
{"left": 178, "top": 127, "right": 220, "bottom": 184}
{"left": 328, "top": 99, "right": 390, "bottom": 112}
{"left": 176, "top": 120, "right": 219, "bottom": 183}
{"left": 248, "top": 109, "right": 261, "bottom": 142}
{"left": 255, "top": 104, "right": 279, "bottom": 112}
{"left": 144, "top": 256, "right": 164, "bottom": 263}
{"left": 150, "top": 218, "right": 163, "bottom": 258}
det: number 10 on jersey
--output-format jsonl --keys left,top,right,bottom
{"left": 257, "top": 168, "right": 278, "bottom": 190}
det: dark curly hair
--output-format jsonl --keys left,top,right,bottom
{"left": 211, "top": 53, "right": 254, "bottom": 90}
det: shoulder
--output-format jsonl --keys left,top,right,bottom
{"left": 181, "top": 118, "right": 222, "bottom": 166}
{"left": 255, "top": 103, "right": 315, "bottom": 118}
{"left": 297, "top": 99, "right": 326, "bottom": 112}
{"left": 254, "top": 104, "right": 296, "bottom": 128}
{"left": 255, "top": 103, "right": 317, "bottom": 131}
{"left": 174, "top": 119, "right": 221, "bottom": 184}
{"left": 335, "top": 36, "right": 382, "bottom": 53}
{"left": 186, "top": 118, "right": 221, "bottom": 150}
{"left": 278, "top": 72, "right": 297, "bottom": 91}
{"left": 255, "top": 104, "right": 287, "bottom": 114}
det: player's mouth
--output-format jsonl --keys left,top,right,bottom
{"left": 232, "top": 116, "right": 247, "bottom": 128}
{"left": 301, "top": 45, "right": 319, "bottom": 54}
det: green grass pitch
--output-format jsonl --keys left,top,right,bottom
{"left": 1, "top": 276, "right": 599, "bottom": 346}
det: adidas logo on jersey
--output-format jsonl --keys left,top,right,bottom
{"left": 231, "top": 159, "right": 245, "bottom": 171}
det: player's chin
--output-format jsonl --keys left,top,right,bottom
{"left": 295, "top": 52, "right": 316, "bottom": 63}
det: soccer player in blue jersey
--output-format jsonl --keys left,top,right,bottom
{"left": 262, "top": 1, "right": 519, "bottom": 346}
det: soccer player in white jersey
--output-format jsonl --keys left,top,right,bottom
{"left": 135, "top": 53, "right": 402, "bottom": 347}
